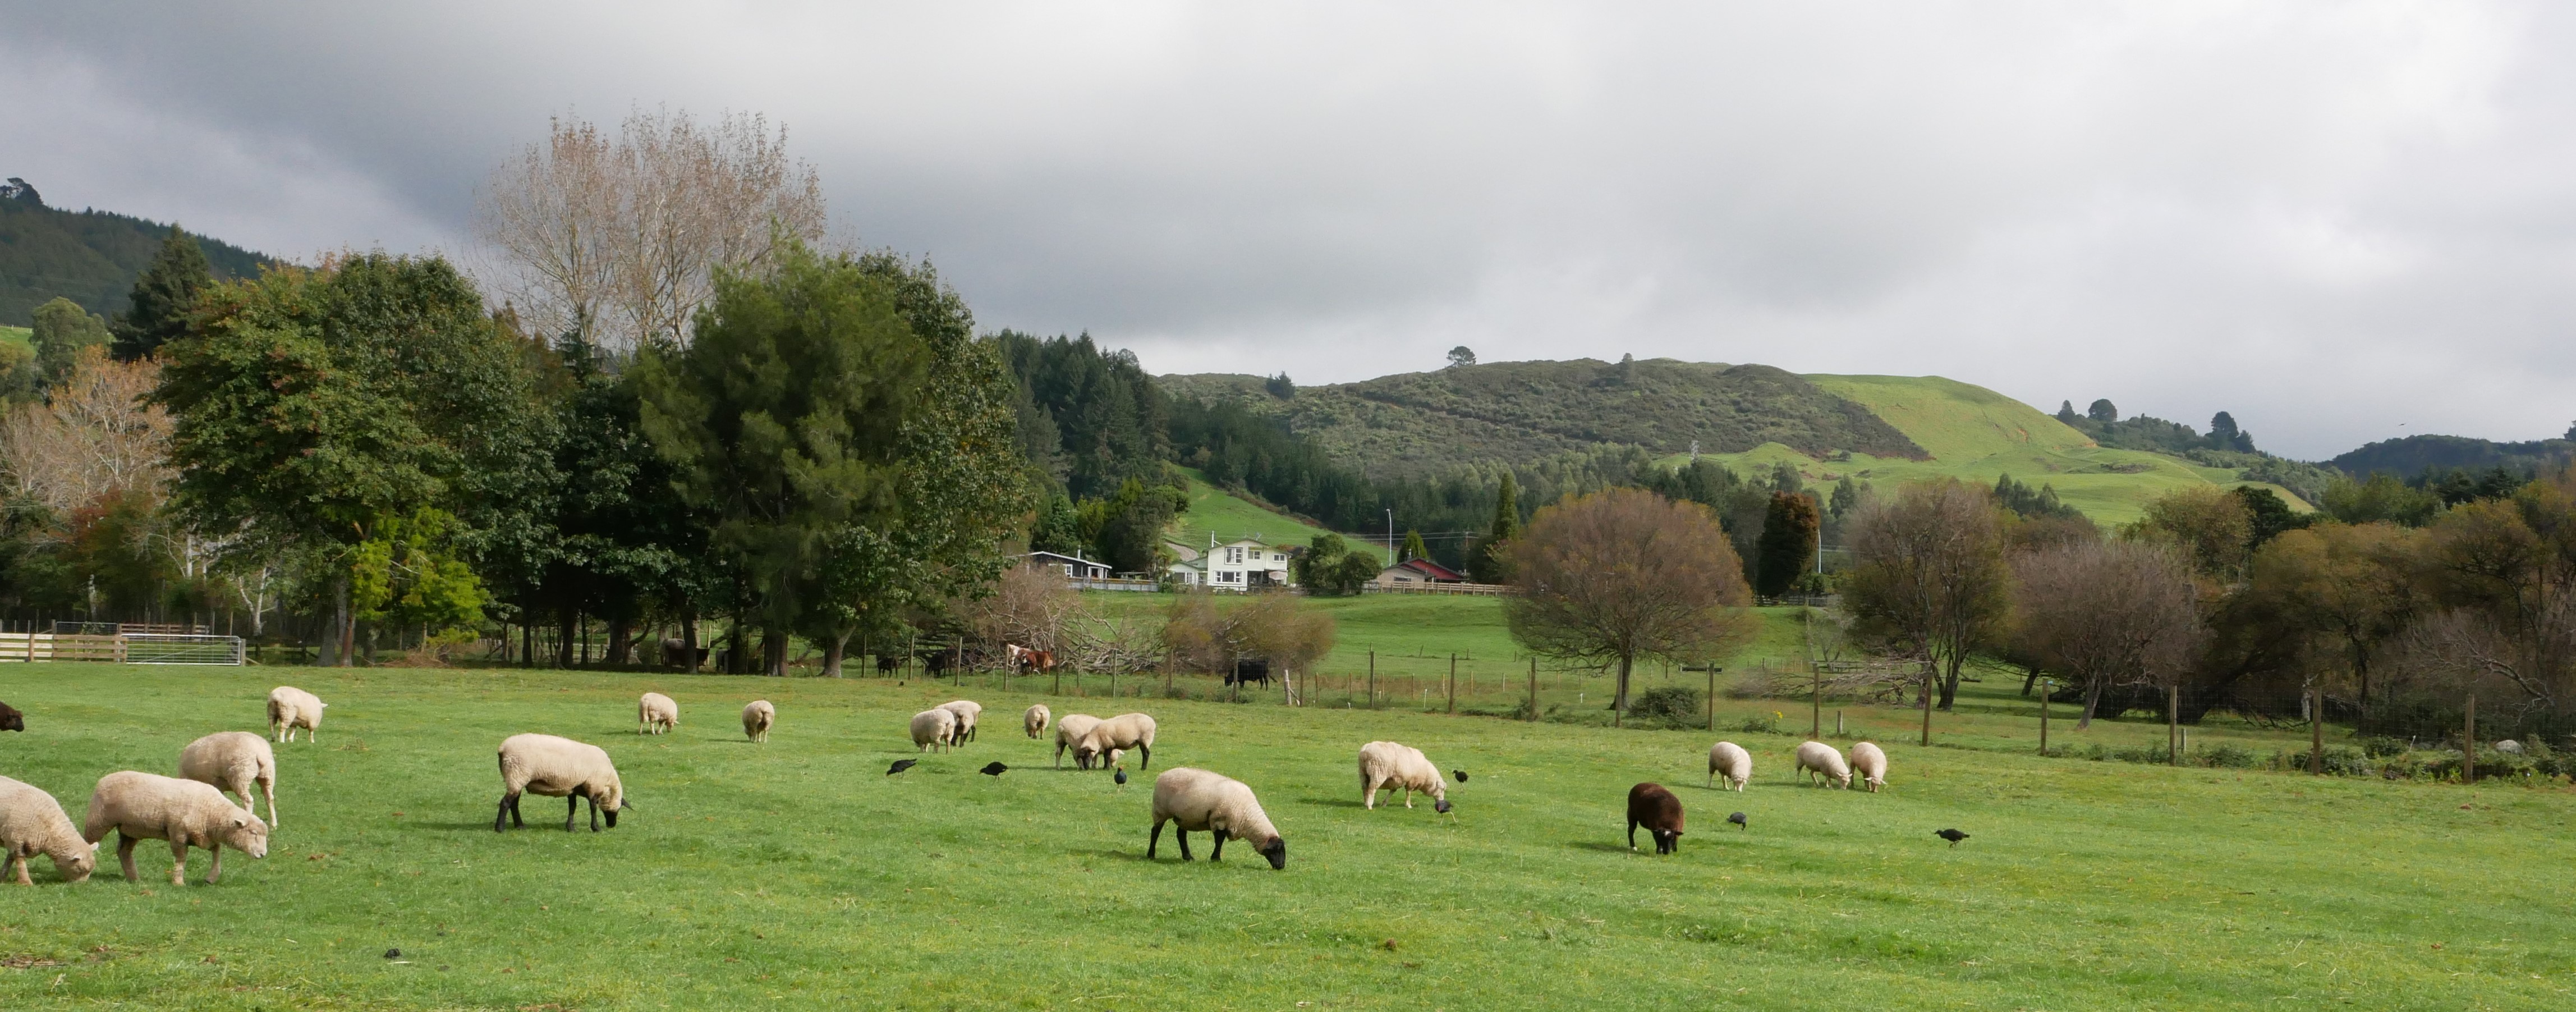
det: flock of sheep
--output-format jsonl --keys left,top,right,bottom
{"left": 0, "top": 678, "right": 1914, "bottom": 886}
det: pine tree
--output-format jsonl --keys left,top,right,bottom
{"left": 111, "top": 227, "right": 214, "bottom": 360}
{"left": 1470, "top": 472, "right": 1521, "bottom": 583}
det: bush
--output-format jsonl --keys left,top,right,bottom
{"left": 2200, "top": 743, "right": 2257, "bottom": 768}
{"left": 1629, "top": 686, "right": 1703, "bottom": 727}
{"left": 1737, "top": 711, "right": 1783, "bottom": 735}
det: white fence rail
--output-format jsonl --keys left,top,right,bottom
{"left": 0, "top": 632, "right": 245, "bottom": 666}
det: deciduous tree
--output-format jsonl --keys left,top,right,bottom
{"left": 1503, "top": 487, "right": 1755, "bottom": 722}
{"left": 1841, "top": 480, "right": 2011, "bottom": 711}
{"left": 2011, "top": 539, "right": 2206, "bottom": 727}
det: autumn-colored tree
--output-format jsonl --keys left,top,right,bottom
{"left": 1841, "top": 480, "right": 2012, "bottom": 711}
{"left": 1502, "top": 487, "right": 1754, "bottom": 723}
{"left": 2244, "top": 522, "right": 2423, "bottom": 722}
{"left": 2010, "top": 539, "right": 2206, "bottom": 727}
{"left": 2130, "top": 485, "right": 2253, "bottom": 581}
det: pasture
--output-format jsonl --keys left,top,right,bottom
{"left": 1, "top": 662, "right": 2570, "bottom": 1010}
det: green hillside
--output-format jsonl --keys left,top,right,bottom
{"left": 1163, "top": 359, "right": 1922, "bottom": 479}
{"left": 1167, "top": 468, "right": 1390, "bottom": 562}
{"left": 0, "top": 182, "right": 272, "bottom": 325}
{"left": 0, "top": 324, "right": 27, "bottom": 348}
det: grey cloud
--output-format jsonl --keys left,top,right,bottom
{"left": 4, "top": 1, "right": 2570, "bottom": 458}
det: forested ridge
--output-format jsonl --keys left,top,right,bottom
{"left": 0, "top": 178, "right": 272, "bottom": 325}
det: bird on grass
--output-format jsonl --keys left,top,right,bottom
{"left": 885, "top": 759, "right": 919, "bottom": 777}
{"left": 1113, "top": 763, "right": 1129, "bottom": 789}
{"left": 1935, "top": 828, "right": 1969, "bottom": 848}
{"left": 1727, "top": 812, "right": 1747, "bottom": 831}
{"left": 980, "top": 762, "right": 1009, "bottom": 777}
{"left": 1452, "top": 770, "right": 1469, "bottom": 784}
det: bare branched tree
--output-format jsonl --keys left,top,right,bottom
{"left": 475, "top": 108, "right": 827, "bottom": 351}
{"left": 2010, "top": 539, "right": 2206, "bottom": 728}
{"left": 0, "top": 346, "right": 171, "bottom": 516}
{"left": 1840, "top": 480, "right": 2012, "bottom": 711}
{"left": 1503, "top": 487, "right": 1756, "bottom": 723}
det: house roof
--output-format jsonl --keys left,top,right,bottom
{"left": 1020, "top": 551, "right": 1106, "bottom": 569}
{"left": 1384, "top": 557, "right": 1466, "bottom": 581}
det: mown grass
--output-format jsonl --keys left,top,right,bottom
{"left": 0, "top": 324, "right": 29, "bottom": 349}
{"left": 2, "top": 659, "right": 2571, "bottom": 1010}
{"left": 1167, "top": 468, "right": 1387, "bottom": 564}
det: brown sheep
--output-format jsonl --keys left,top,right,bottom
{"left": 1627, "top": 782, "right": 1684, "bottom": 855}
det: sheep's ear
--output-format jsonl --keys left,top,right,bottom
{"left": 233, "top": 816, "right": 246, "bottom": 828}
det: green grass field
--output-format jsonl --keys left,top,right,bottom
{"left": 0, "top": 324, "right": 29, "bottom": 349}
{"left": 1680, "top": 374, "right": 2312, "bottom": 525}
{"left": 3, "top": 655, "right": 2570, "bottom": 1010}
{"left": 1168, "top": 468, "right": 1390, "bottom": 563}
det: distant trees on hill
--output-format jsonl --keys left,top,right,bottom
{"left": 0, "top": 187, "right": 268, "bottom": 327}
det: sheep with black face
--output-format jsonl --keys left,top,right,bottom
{"left": 1627, "top": 782, "right": 1683, "bottom": 855}
{"left": 1148, "top": 768, "right": 1286, "bottom": 869}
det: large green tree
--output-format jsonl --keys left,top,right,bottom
{"left": 635, "top": 239, "right": 929, "bottom": 675}
{"left": 29, "top": 296, "right": 111, "bottom": 387}
{"left": 1468, "top": 471, "right": 1522, "bottom": 583}
{"left": 153, "top": 254, "right": 552, "bottom": 664}
{"left": 1753, "top": 491, "right": 1820, "bottom": 598}
{"left": 111, "top": 227, "right": 215, "bottom": 361}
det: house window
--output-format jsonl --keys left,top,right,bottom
{"left": 1227, "top": 547, "right": 1244, "bottom": 564}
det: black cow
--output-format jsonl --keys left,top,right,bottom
{"left": 1226, "top": 658, "right": 1271, "bottom": 688}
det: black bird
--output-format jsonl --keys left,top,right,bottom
{"left": 1935, "top": 828, "right": 1969, "bottom": 848}
{"left": 1113, "top": 765, "right": 1129, "bottom": 787}
{"left": 980, "top": 762, "right": 1009, "bottom": 776}
{"left": 1452, "top": 770, "right": 1469, "bottom": 784}
{"left": 1727, "top": 811, "right": 1747, "bottom": 831}
{"left": 383, "top": 949, "right": 402, "bottom": 960}
{"left": 886, "top": 759, "right": 919, "bottom": 777}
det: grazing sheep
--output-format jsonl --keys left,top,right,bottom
{"left": 1147, "top": 767, "right": 1287, "bottom": 869}
{"left": 1794, "top": 741, "right": 1852, "bottom": 789}
{"left": 938, "top": 700, "right": 984, "bottom": 745}
{"left": 1357, "top": 741, "right": 1451, "bottom": 813}
{"left": 82, "top": 771, "right": 269, "bottom": 885}
{"left": 0, "top": 776, "right": 95, "bottom": 885}
{"left": 495, "top": 734, "right": 625, "bottom": 833}
{"left": 910, "top": 709, "right": 958, "bottom": 753}
{"left": 1023, "top": 704, "right": 1051, "bottom": 739}
{"left": 638, "top": 692, "right": 679, "bottom": 735}
{"left": 742, "top": 700, "right": 775, "bottom": 743}
{"left": 1076, "top": 713, "right": 1158, "bottom": 770}
{"left": 1707, "top": 741, "right": 1752, "bottom": 791}
{"left": 178, "top": 731, "right": 279, "bottom": 827}
{"left": 0, "top": 700, "right": 22, "bottom": 731}
{"left": 1848, "top": 741, "right": 1888, "bottom": 793}
{"left": 1627, "top": 782, "right": 1684, "bottom": 854}
{"left": 265, "top": 686, "right": 325, "bottom": 743}
{"left": 1054, "top": 713, "right": 1103, "bottom": 768}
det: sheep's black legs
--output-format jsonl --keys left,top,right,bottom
{"left": 564, "top": 795, "right": 578, "bottom": 832}
{"left": 117, "top": 833, "right": 139, "bottom": 881}
{"left": 512, "top": 794, "right": 524, "bottom": 826}
{"left": 1148, "top": 820, "right": 1165, "bottom": 858}
{"left": 1176, "top": 828, "right": 1193, "bottom": 860}
{"left": 587, "top": 796, "right": 601, "bottom": 832}
{"left": 1627, "top": 818, "right": 1638, "bottom": 851}
{"left": 1137, "top": 745, "right": 1151, "bottom": 770}
{"left": 495, "top": 794, "right": 512, "bottom": 832}
{"left": 1211, "top": 829, "right": 1228, "bottom": 862}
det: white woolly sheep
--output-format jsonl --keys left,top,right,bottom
{"left": 638, "top": 692, "right": 679, "bottom": 735}
{"left": 742, "top": 700, "right": 775, "bottom": 743}
{"left": 1076, "top": 712, "right": 1158, "bottom": 770}
{"left": 1023, "top": 704, "right": 1051, "bottom": 739}
{"left": 938, "top": 700, "right": 984, "bottom": 745}
{"left": 496, "top": 734, "right": 626, "bottom": 832}
{"left": 1358, "top": 741, "right": 1451, "bottom": 812}
{"left": 1707, "top": 740, "right": 1752, "bottom": 791}
{"left": 82, "top": 771, "right": 269, "bottom": 885}
{"left": 0, "top": 775, "right": 96, "bottom": 885}
{"left": 178, "top": 731, "right": 279, "bottom": 827}
{"left": 1847, "top": 741, "right": 1888, "bottom": 793}
{"left": 910, "top": 709, "right": 958, "bottom": 753}
{"left": 1054, "top": 713, "right": 1103, "bottom": 768}
{"left": 1147, "top": 767, "right": 1286, "bottom": 869}
{"left": 1794, "top": 741, "right": 1852, "bottom": 789}
{"left": 266, "top": 686, "right": 325, "bottom": 743}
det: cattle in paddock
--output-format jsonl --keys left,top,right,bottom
{"left": 1226, "top": 658, "right": 1272, "bottom": 688}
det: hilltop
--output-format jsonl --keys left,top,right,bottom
{"left": 1167, "top": 361, "right": 2309, "bottom": 524}
{"left": 2331, "top": 433, "right": 2576, "bottom": 478}
{"left": 0, "top": 177, "right": 272, "bottom": 324}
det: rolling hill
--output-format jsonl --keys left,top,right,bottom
{"left": 1167, "top": 468, "right": 1392, "bottom": 561}
{"left": 2330, "top": 433, "right": 2576, "bottom": 478}
{"left": 0, "top": 177, "right": 272, "bottom": 324}
{"left": 1167, "top": 361, "right": 2308, "bottom": 524}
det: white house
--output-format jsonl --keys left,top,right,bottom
{"left": 1167, "top": 537, "right": 1293, "bottom": 590}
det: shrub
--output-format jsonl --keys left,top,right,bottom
{"left": 1629, "top": 686, "right": 1703, "bottom": 727}
{"left": 2200, "top": 743, "right": 2257, "bottom": 768}
{"left": 1737, "top": 711, "right": 1783, "bottom": 735}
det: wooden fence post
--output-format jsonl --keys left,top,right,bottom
{"left": 2038, "top": 679, "right": 2050, "bottom": 754}
{"left": 1448, "top": 654, "right": 1457, "bottom": 715}
{"left": 2308, "top": 686, "right": 2324, "bottom": 775}
{"left": 1919, "top": 667, "right": 1934, "bottom": 747}
{"left": 2167, "top": 684, "right": 2180, "bottom": 766}
{"left": 1707, "top": 665, "right": 1717, "bottom": 732}
{"left": 2464, "top": 693, "right": 2477, "bottom": 785}
{"left": 1527, "top": 657, "right": 1538, "bottom": 722}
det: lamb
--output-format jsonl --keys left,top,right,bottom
{"left": 266, "top": 686, "right": 325, "bottom": 743}
{"left": 1707, "top": 740, "right": 1752, "bottom": 791}
{"left": 82, "top": 771, "right": 269, "bottom": 885}
{"left": 1023, "top": 704, "right": 1051, "bottom": 739}
{"left": 638, "top": 692, "right": 679, "bottom": 735}
{"left": 1847, "top": 741, "right": 1888, "bottom": 793}
{"left": 1795, "top": 741, "right": 1852, "bottom": 789}
{"left": 1627, "top": 782, "right": 1684, "bottom": 854}
{"left": 495, "top": 734, "right": 625, "bottom": 832}
{"left": 178, "top": 731, "right": 279, "bottom": 827}
{"left": 938, "top": 700, "right": 984, "bottom": 745}
{"left": 742, "top": 700, "right": 775, "bottom": 743}
{"left": 0, "top": 699, "right": 22, "bottom": 731}
{"left": 1147, "top": 767, "right": 1287, "bottom": 869}
{"left": 1357, "top": 741, "right": 1451, "bottom": 813}
{"left": 910, "top": 709, "right": 958, "bottom": 753}
{"left": 0, "top": 776, "right": 95, "bottom": 885}
{"left": 1076, "top": 712, "right": 1157, "bottom": 770}
{"left": 1054, "top": 713, "right": 1103, "bottom": 768}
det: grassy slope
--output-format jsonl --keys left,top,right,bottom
{"left": 1168, "top": 468, "right": 1390, "bottom": 563}
{"left": 4, "top": 660, "right": 2572, "bottom": 1010}
{"left": 0, "top": 324, "right": 28, "bottom": 348}
{"left": 1712, "top": 374, "right": 2313, "bottom": 525}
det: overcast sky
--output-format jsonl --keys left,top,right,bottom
{"left": 6, "top": 2, "right": 2569, "bottom": 459}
